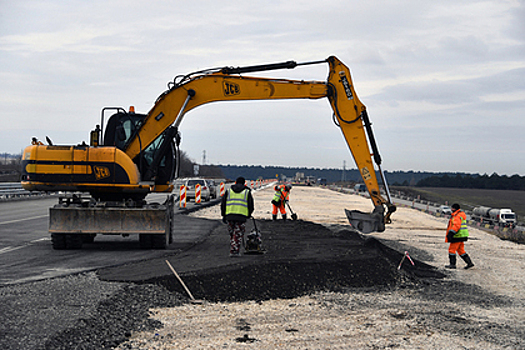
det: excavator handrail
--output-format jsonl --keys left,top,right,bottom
{"left": 168, "top": 59, "right": 329, "bottom": 91}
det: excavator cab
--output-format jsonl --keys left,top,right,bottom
{"left": 101, "top": 110, "right": 179, "bottom": 188}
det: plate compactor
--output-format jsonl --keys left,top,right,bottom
{"left": 244, "top": 217, "right": 265, "bottom": 254}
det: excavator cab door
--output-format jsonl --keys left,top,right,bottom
{"left": 103, "top": 112, "right": 178, "bottom": 185}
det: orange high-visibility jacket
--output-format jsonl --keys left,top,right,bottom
{"left": 273, "top": 185, "right": 289, "bottom": 203}
{"left": 446, "top": 209, "right": 468, "bottom": 243}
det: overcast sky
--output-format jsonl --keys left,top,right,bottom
{"left": 1, "top": 0, "right": 524, "bottom": 176}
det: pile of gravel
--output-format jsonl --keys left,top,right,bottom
{"left": 141, "top": 222, "right": 445, "bottom": 303}
{"left": 0, "top": 273, "right": 185, "bottom": 350}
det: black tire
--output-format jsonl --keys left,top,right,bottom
{"left": 65, "top": 234, "right": 83, "bottom": 249}
{"left": 81, "top": 234, "right": 96, "bottom": 244}
{"left": 51, "top": 234, "right": 66, "bottom": 250}
{"left": 151, "top": 233, "right": 167, "bottom": 249}
{"left": 139, "top": 234, "right": 152, "bottom": 249}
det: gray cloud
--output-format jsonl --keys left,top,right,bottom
{"left": 0, "top": 0, "right": 523, "bottom": 175}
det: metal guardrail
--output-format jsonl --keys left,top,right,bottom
{"left": 329, "top": 185, "right": 525, "bottom": 241}
{"left": 0, "top": 182, "right": 47, "bottom": 200}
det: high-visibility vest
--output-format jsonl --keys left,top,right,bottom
{"left": 454, "top": 215, "right": 469, "bottom": 239}
{"left": 273, "top": 185, "right": 289, "bottom": 203}
{"left": 225, "top": 188, "right": 249, "bottom": 216}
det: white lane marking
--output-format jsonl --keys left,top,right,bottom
{"left": 31, "top": 237, "right": 50, "bottom": 242}
{"left": 0, "top": 214, "right": 48, "bottom": 225}
{"left": 0, "top": 237, "right": 50, "bottom": 255}
{"left": 0, "top": 245, "right": 26, "bottom": 254}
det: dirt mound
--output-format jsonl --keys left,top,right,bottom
{"left": 140, "top": 219, "right": 444, "bottom": 302}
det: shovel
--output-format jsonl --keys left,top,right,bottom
{"left": 286, "top": 201, "right": 298, "bottom": 220}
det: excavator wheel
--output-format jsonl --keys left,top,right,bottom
{"left": 151, "top": 233, "right": 168, "bottom": 249}
{"left": 65, "top": 234, "right": 83, "bottom": 249}
{"left": 51, "top": 234, "right": 66, "bottom": 250}
{"left": 139, "top": 234, "right": 152, "bottom": 249}
{"left": 81, "top": 234, "right": 96, "bottom": 244}
{"left": 51, "top": 234, "right": 83, "bottom": 250}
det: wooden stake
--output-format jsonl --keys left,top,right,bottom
{"left": 165, "top": 260, "right": 202, "bottom": 303}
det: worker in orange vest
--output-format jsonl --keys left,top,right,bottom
{"left": 445, "top": 203, "right": 474, "bottom": 269}
{"left": 271, "top": 184, "right": 291, "bottom": 220}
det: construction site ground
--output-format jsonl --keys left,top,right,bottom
{"left": 111, "top": 185, "right": 525, "bottom": 349}
{"left": 1, "top": 185, "right": 524, "bottom": 349}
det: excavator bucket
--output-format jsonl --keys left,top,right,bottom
{"left": 345, "top": 206, "right": 386, "bottom": 233}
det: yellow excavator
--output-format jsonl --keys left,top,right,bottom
{"left": 21, "top": 56, "right": 396, "bottom": 249}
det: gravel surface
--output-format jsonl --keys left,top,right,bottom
{"left": 1, "top": 186, "right": 524, "bottom": 350}
{"left": 115, "top": 187, "right": 525, "bottom": 349}
{"left": 0, "top": 273, "right": 185, "bottom": 350}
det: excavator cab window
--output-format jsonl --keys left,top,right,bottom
{"left": 103, "top": 112, "right": 143, "bottom": 150}
{"left": 103, "top": 112, "right": 176, "bottom": 184}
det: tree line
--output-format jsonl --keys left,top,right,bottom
{"left": 414, "top": 173, "right": 525, "bottom": 191}
{"left": 2, "top": 150, "right": 524, "bottom": 191}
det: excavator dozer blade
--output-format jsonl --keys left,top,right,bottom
{"left": 49, "top": 206, "right": 169, "bottom": 235}
{"left": 345, "top": 208, "right": 385, "bottom": 234}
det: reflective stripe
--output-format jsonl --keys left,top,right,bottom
{"left": 273, "top": 185, "right": 289, "bottom": 202}
{"left": 454, "top": 216, "right": 469, "bottom": 238}
{"left": 225, "top": 189, "right": 249, "bottom": 216}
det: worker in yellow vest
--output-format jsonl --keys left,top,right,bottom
{"left": 221, "top": 177, "right": 254, "bottom": 257}
{"left": 271, "top": 184, "right": 291, "bottom": 220}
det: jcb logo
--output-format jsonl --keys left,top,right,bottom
{"left": 94, "top": 166, "right": 110, "bottom": 180}
{"left": 339, "top": 71, "right": 354, "bottom": 100}
{"left": 223, "top": 81, "right": 240, "bottom": 96}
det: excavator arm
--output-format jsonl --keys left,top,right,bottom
{"left": 124, "top": 56, "right": 395, "bottom": 231}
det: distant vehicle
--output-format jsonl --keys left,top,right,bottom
{"left": 177, "top": 178, "right": 211, "bottom": 202}
{"left": 436, "top": 205, "right": 452, "bottom": 215}
{"left": 207, "top": 179, "right": 217, "bottom": 199}
{"left": 354, "top": 184, "right": 367, "bottom": 192}
{"left": 317, "top": 178, "right": 327, "bottom": 186}
{"left": 471, "top": 206, "right": 516, "bottom": 228}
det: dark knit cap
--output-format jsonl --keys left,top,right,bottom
{"left": 235, "top": 177, "right": 245, "bottom": 184}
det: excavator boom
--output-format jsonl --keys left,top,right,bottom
{"left": 123, "top": 56, "right": 395, "bottom": 230}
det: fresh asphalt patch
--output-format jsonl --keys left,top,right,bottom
{"left": 97, "top": 216, "right": 445, "bottom": 302}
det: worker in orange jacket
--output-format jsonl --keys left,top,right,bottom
{"left": 271, "top": 184, "right": 291, "bottom": 220}
{"left": 445, "top": 203, "right": 474, "bottom": 269}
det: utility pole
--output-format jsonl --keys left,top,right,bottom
{"left": 202, "top": 150, "right": 206, "bottom": 165}
{"left": 341, "top": 160, "right": 346, "bottom": 182}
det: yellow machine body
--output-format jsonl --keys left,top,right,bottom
{"left": 21, "top": 56, "right": 395, "bottom": 244}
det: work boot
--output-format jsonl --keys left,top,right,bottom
{"left": 282, "top": 214, "right": 287, "bottom": 221}
{"left": 460, "top": 253, "right": 475, "bottom": 269}
{"left": 445, "top": 254, "right": 457, "bottom": 269}
{"left": 272, "top": 214, "right": 277, "bottom": 221}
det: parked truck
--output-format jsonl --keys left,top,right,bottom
{"left": 471, "top": 206, "right": 516, "bottom": 228}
